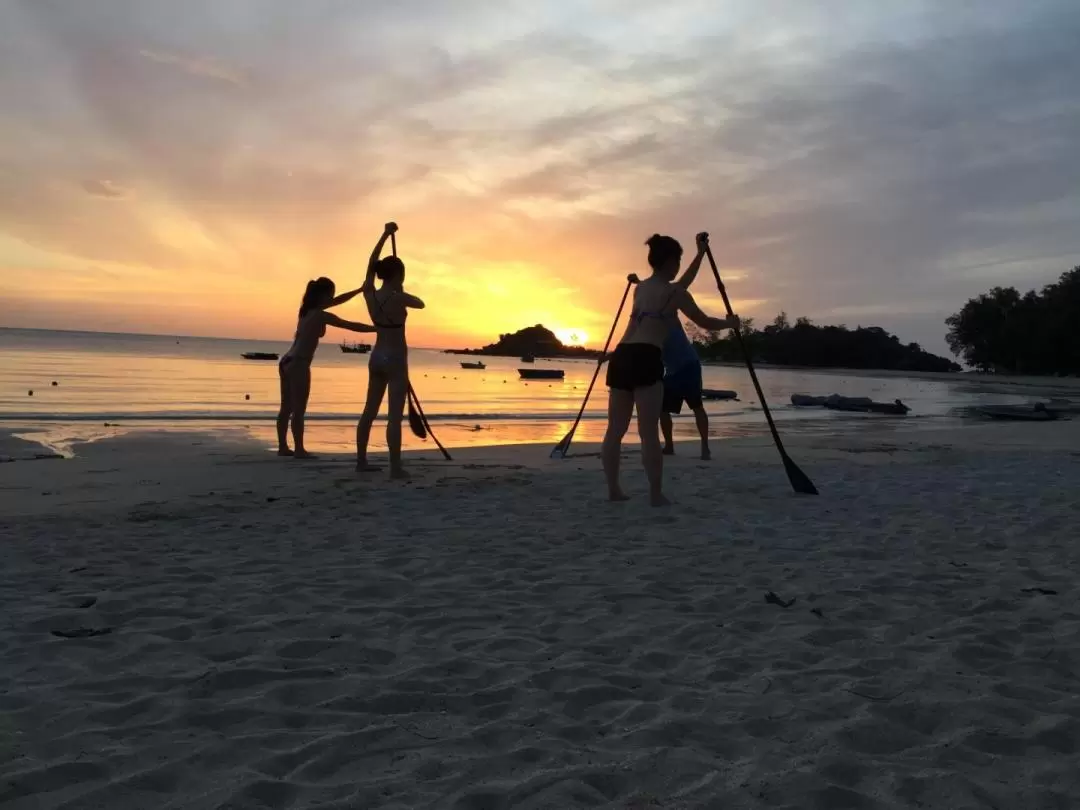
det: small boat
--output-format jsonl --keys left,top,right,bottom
{"left": 241, "top": 352, "right": 279, "bottom": 361}
{"left": 701, "top": 389, "right": 738, "bottom": 401}
{"left": 340, "top": 342, "right": 371, "bottom": 354}
{"left": 977, "top": 404, "right": 1058, "bottom": 421}
{"left": 791, "top": 393, "right": 909, "bottom": 415}
{"left": 521, "top": 355, "right": 536, "bottom": 363}
{"left": 519, "top": 368, "right": 564, "bottom": 380}
{"left": 460, "top": 361, "right": 486, "bottom": 370}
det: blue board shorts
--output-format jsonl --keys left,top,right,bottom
{"left": 662, "top": 363, "right": 703, "bottom": 414}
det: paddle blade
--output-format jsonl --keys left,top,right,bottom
{"left": 781, "top": 451, "right": 818, "bottom": 495}
{"left": 550, "top": 431, "right": 573, "bottom": 459}
{"left": 407, "top": 396, "right": 427, "bottom": 439}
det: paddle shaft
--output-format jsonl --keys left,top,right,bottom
{"left": 703, "top": 245, "right": 815, "bottom": 493}
{"left": 555, "top": 280, "right": 633, "bottom": 457}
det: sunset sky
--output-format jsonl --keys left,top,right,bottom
{"left": 2, "top": 1, "right": 1078, "bottom": 354}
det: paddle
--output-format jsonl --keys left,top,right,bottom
{"left": 550, "top": 279, "right": 633, "bottom": 459}
{"left": 389, "top": 230, "right": 451, "bottom": 459}
{"left": 702, "top": 241, "right": 818, "bottom": 495}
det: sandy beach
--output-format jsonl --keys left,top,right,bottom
{"left": 2, "top": 423, "right": 1079, "bottom": 809}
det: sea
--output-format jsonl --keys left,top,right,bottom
{"left": 0, "top": 327, "right": 1064, "bottom": 457}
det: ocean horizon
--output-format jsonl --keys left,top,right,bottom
{"left": 1, "top": 326, "right": 1069, "bottom": 457}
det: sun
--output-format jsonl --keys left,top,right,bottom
{"left": 554, "top": 328, "right": 588, "bottom": 347}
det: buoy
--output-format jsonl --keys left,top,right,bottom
{"left": 51, "top": 381, "right": 58, "bottom": 387}
{"left": 244, "top": 394, "right": 250, "bottom": 401}
{"left": 28, "top": 390, "right": 33, "bottom": 396}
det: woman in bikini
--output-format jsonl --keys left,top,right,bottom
{"left": 277, "top": 277, "right": 377, "bottom": 458}
{"left": 355, "top": 222, "right": 425, "bottom": 479}
{"left": 602, "top": 233, "right": 739, "bottom": 506}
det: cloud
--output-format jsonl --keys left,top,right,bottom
{"left": 138, "top": 49, "right": 248, "bottom": 87}
{"left": 1, "top": 0, "right": 1078, "bottom": 351}
{"left": 81, "top": 179, "right": 129, "bottom": 199}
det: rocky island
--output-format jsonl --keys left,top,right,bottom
{"left": 446, "top": 325, "right": 600, "bottom": 359}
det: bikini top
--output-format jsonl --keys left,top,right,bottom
{"left": 369, "top": 288, "right": 406, "bottom": 330}
{"left": 630, "top": 287, "right": 681, "bottom": 327}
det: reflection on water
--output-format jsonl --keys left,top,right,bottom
{"left": 2, "top": 327, "right": 1073, "bottom": 454}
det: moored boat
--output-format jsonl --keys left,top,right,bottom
{"left": 977, "top": 404, "right": 1058, "bottom": 421}
{"left": 701, "top": 389, "right": 738, "bottom": 401}
{"left": 340, "top": 341, "right": 371, "bottom": 354}
{"left": 241, "top": 352, "right": 279, "bottom": 361}
{"left": 519, "top": 368, "right": 564, "bottom": 380}
{"left": 461, "top": 361, "right": 486, "bottom": 370}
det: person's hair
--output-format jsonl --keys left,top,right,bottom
{"left": 375, "top": 256, "right": 405, "bottom": 282}
{"left": 298, "top": 277, "right": 336, "bottom": 318}
{"left": 645, "top": 234, "right": 683, "bottom": 272}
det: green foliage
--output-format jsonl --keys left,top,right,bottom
{"left": 945, "top": 267, "right": 1080, "bottom": 374}
{"left": 693, "top": 314, "right": 960, "bottom": 372}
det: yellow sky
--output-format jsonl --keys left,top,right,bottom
{"left": 2, "top": 1, "right": 1078, "bottom": 356}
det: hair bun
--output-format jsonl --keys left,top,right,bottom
{"left": 645, "top": 233, "right": 662, "bottom": 247}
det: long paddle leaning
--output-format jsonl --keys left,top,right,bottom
{"left": 390, "top": 232, "right": 452, "bottom": 460}
{"left": 550, "top": 278, "right": 634, "bottom": 459}
{"left": 702, "top": 240, "right": 817, "bottom": 495}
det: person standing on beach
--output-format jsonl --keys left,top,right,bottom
{"left": 659, "top": 231, "right": 713, "bottom": 460}
{"left": 278, "top": 278, "right": 378, "bottom": 459}
{"left": 603, "top": 234, "right": 740, "bottom": 506}
{"left": 355, "top": 222, "right": 425, "bottom": 479}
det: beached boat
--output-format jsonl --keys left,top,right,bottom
{"left": 791, "top": 393, "right": 910, "bottom": 415}
{"left": 241, "top": 352, "right": 279, "bottom": 361}
{"left": 460, "top": 361, "right": 486, "bottom": 370}
{"left": 977, "top": 404, "right": 1059, "bottom": 421}
{"left": 519, "top": 368, "right": 564, "bottom": 380}
{"left": 340, "top": 342, "right": 371, "bottom": 354}
{"left": 701, "top": 389, "right": 738, "bottom": 401}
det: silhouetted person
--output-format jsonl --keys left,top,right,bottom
{"left": 603, "top": 234, "right": 739, "bottom": 506}
{"left": 355, "top": 223, "right": 425, "bottom": 479}
{"left": 277, "top": 278, "right": 376, "bottom": 458}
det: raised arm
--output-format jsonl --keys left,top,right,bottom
{"left": 327, "top": 287, "right": 363, "bottom": 308}
{"left": 320, "top": 312, "right": 378, "bottom": 333}
{"left": 363, "top": 222, "right": 398, "bottom": 292}
{"left": 676, "top": 288, "right": 739, "bottom": 332}
{"left": 673, "top": 232, "right": 709, "bottom": 290}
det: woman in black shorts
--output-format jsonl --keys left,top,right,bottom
{"left": 602, "top": 234, "right": 740, "bottom": 506}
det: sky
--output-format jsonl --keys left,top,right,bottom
{"left": 1, "top": 0, "right": 1079, "bottom": 356}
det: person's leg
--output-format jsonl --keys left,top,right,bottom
{"left": 276, "top": 364, "right": 293, "bottom": 455}
{"left": 356, "top": 368, "right": 388, "bottom": 471}
{"left": 601, "top": 389, "right": 634, "bottom": 501}
{"left": 692, "top": 404, "right": 711, "bottom": 460}
{"left": 635, "top": 382, "right": 668, "bottom": 507}
{"left": 385, "top": 369, "right": 409, "bottom": 479}
{"left": 290, "top": 365, "right": 315, "bottom": 458}
{"left": 660, "top": 411, "right": 675, "bottom": 455}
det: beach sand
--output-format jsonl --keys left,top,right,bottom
{"left": 2, "top": 423, "right": 1079, "bottom": 809}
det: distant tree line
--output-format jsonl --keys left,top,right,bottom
{"left": 945, "top": 267, "right": 1080, "bottom": 375}
{"left": 688, "top": 312, "right": 962, "bottom": 373}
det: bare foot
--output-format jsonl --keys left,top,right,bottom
{"left": 355, "top": 463, "right": 383, "bottom": 473}
{"left": 294, "top": 450, "right": 318, "bottom": 460}
{"left": 650, "top": 491, "right": 672, "bottom": 507}
{"left": 608, "top": 489, "right": 630, "bottom": 502}
{"left": 389, "top": 467, "right": 410, "bottom": 480}
{"left": 277, "top": 448, "right": 294, "bottom": 457}
{"left": 700, "top": 448, "right": 712, "bottom": 461}
{"left": 662, "top": 446, "right": 675, "bottom": 456}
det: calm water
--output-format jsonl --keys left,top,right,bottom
{"left": 0, "top": 327, "right": 1052, "bottom": 455}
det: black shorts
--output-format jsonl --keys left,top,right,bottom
{"left": 605, "top": 343, "right": 664, "bottom": 391}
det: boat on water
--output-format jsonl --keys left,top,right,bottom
{"left": 521, "top": 355, "right": 536, "bottom": 363}
{"left": 340, "top": 341, "right": 371, "bottom": 354}
{"left": 460, "top": 361, "right": 486, "bottom": 370}
{"left": 241, "top": 352, "right": 279, "bottom": 361}
{"left": 701, "top": 389, "right": 738, "bottom": 401}
{"left": 519, "top": 368, "right": 564, "bottom": 380}
{"left": 791, "top": 393, "right": 910, "bottom": 415}
{"left": 977, "top": 403, "right": 1059, "bottom": 422}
